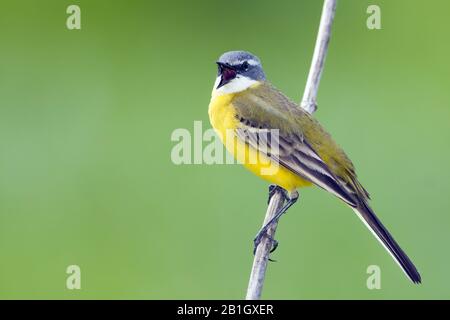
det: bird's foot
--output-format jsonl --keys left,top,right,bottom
{"left": 253, "top": 187, "right": 299, "bottom": 259}
{"left": 267, "top": 185, "right": 288, "bottom": 204}
{"left": 253, "top": 226, "right": 279, "bottom": 259}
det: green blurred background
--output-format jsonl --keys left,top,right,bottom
{"left": 0, "top": 0, "right": 449, "bottom": 299}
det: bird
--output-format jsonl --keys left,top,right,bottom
{"left": 208, "top": 50, "right": 421, "bottom": 284}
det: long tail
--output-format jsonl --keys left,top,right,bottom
{"left": 352, "top": 200, "right": 421, "bottom": 284}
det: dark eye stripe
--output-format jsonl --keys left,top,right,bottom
{"left": 230, "top": 61, "right": 249, "bottom": 72}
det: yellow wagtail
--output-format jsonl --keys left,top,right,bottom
{"left": 208, "top": 51, "right": 421, "bottom": 283}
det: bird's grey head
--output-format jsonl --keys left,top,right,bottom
{"left": 214, "top": 51, "right": 266, "bottom": 94}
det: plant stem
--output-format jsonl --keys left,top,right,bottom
{"left": 245, "top": 0, "right": 338, "bottom": 300}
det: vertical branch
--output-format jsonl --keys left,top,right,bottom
{"left": 301, "top": 0, "right": 337, "bottom": 114}
{"left": 245, "top": 191, "right": 285, "bottom": 300}
{"left": 245, "top": 0, "right": 337, "bottom": 300}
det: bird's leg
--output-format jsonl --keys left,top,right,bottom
{"left": 253, "top": 187, "right": 299, "bottom": 256}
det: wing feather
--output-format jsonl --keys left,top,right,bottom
{"left": 232, "top": 82, "right": 364, "bottom": 206}
{"left": 235, "top": 126, "right": 357, "bottom": 207}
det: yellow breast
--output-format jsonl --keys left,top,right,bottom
{"left": 208, "top": 91, "right": 312, "bottom": 192}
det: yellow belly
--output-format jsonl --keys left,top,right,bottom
{"left": 208, "top": 92, "right": 312, "bottom": 192}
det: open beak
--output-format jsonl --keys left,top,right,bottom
{"left": 216, "top": 62, "right": 237, "bottom": 89}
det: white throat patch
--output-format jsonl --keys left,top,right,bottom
{"left": 213, "top": 75, "right": 258, "bottom": 96}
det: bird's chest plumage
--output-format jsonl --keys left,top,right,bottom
{"left": 208, "top": 93, "right": 238, "bottom": 134}
{"left": 208, "top": 92, "right": 311, "bottom": 191}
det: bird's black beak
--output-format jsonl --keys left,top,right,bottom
{"left": 216, "top": 62, "right": 237, "bottom": 89}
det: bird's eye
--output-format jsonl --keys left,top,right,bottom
{"left": 241, "top": 61, "right": 249, "bottom": 71}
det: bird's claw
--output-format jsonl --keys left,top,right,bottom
{"left": 253, "top": 229, "right": 279, "bottom": 260}
{"left": 270, "top": 239, "right": 279, "bottom": 253}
